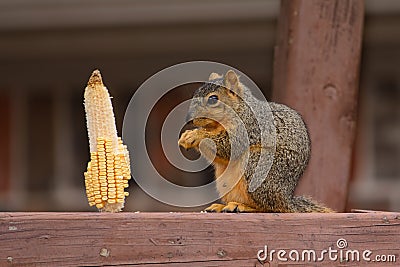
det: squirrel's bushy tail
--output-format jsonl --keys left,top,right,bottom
{"left": 292, "top": 196, "right": 334, "bottom": 213}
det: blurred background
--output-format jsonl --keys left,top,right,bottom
{"left": 0, "top": 0, "right": 399, "bottom": 212}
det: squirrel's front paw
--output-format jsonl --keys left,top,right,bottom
{"left": 178, "top": 129, "right": 201, "bottom": 150}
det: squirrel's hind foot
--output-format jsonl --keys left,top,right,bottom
{"left": 205, "top": 202, "right": 258, "bottom": 213}
{"left": 204, "top": 203, "right": 225, "bottom": 213}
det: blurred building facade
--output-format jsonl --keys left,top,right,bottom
{"left": 0, "top": 0, "right": 399, "bottom": 211}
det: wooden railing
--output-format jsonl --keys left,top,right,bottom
{"left": 1, "top": 212, "right": 399, "bottom": 266}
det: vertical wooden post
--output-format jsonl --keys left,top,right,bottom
{"left": 272, "top": 0, "right": 364, "bottom": 211}
{"left": 0, "top": 92, "right": 11, "bottom": 193}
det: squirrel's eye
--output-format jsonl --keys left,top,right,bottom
{"left": 207, "top": 95, "right": 219, "bottom": 105}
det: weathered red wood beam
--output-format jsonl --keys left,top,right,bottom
{"left": 0, "top": 93, "right": 11, "bottom": 193}
{"left": 272, "top": 0, "right": 364, "bottom": 211}
{"left": 1, "top": 212, "right": 399, "bottom": 266}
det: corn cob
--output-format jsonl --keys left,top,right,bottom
{"left": 83, "top": 70, "right": 131, "bottom": 212}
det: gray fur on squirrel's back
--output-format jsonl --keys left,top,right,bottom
{"left": 239, "top": 85, "right": 312, "bottom": 212}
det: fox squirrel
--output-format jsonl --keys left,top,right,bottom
{"left": 178, "top": 70, "right": 333, "bottom": 213}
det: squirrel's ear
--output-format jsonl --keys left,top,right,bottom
{"left": 224, "top": 70, "right": 243, "bottom": 96}
{"left": 208, "top": 72, "right": 222, "bottom": 81}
